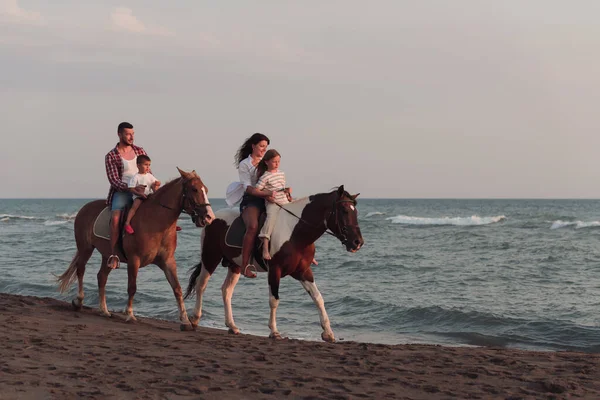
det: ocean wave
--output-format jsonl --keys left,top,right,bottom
{"left": 364, "top": 211, "right": 386, "bottom": 218}
{"left": 386, "top": 215, "right": 506, "bottom": 226}
{"left": 56, "top": 213, "right": 77, "bottom": 220}
{"left": 44, "top": 220, "right": 69, "bottom": 226}
{"left": 551, "top": 220, "right": 600, "bottom": 230}
{"left": 0, "top": 214, "right": 40, "bottom": 221}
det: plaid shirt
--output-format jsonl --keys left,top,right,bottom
{"left": 105, "top": 143, "right": 148, "bottom": 205}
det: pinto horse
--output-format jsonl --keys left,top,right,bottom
{"left": 184, "top": 186, "right": 364, "bottom": 342}
{"left": 57, "top": 168, "right": 214, "bottom": 330}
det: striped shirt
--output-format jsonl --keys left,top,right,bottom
{"left": 256, "top": 171, "right": 288, "bottom": 204}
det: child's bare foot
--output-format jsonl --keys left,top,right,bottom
{"left": 311, "top": 258, "right": 318, "bottom": 265}
{"left": 263, "top": 249, "right": 271, "bottom": 260}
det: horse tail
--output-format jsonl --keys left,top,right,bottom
{"left": 184, "top": 262, "right": 203, "bottom": 299}
{"left": 56, "top": 253, "right": 81, "bottom": 293}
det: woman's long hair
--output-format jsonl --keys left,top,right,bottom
{"left": 256, "top": 149, "right": 281, "bottom": 180}
{"left": 234, "top": 133, "right": 270, "bottom": 167}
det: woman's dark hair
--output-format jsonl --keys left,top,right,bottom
{"left": 256, "top": 149, "right": 281, "bottom": 180}
{"left": 234, "top": 133, "right": 270, "bottom": 167}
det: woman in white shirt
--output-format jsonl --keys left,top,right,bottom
{"left": 234, "top": 133, "right": 273, "bottom": 278}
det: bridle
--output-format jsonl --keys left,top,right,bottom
{"left": 276, "top": 194, "right": 357, "bottom": 245}
{"left": 326, "top": 197, "right": 359, "bottom": 246}
{"left": 161, "top": 178, "right": 211, "bottom": 224}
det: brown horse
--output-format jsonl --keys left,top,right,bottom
{"left": 184, "top": 186, "right": 364, "bottom": 342}
{"left": 57, "top": 168, "right": 214, "bottom": 330}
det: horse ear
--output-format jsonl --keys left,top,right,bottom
{"left": 177, "top": 167, "right": 190, "bottom": 180}
{"left": 337, "top": 185, "right": 345, "bottom": 196}
{"left": 351, "top": 193, "right": 360, "bottom": 200}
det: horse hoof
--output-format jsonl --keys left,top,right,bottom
{"left": 125, "top": 316, "right": 137, "bottom": 323}
{"left": 189, "top": 317, "right": 199, "bottom": 327}
{"left": 269, "top": 332, "right": 283, "bottom": 340}
{"left": 180, "top": 324, "right": 195, "bottom": 332}
{"left": 71, "top": 299, "right": 82, "bottom": 311}
{"left": 228, "top": 328, "right": 240, "bottom": 335}
{"left": 321, "top": 332, "right": 335, "bottom": 343}
{"left": 99, "top": 311, "right": 112, "bottom": 318}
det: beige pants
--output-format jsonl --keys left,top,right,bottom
{"left": 259, "top": 202, "right": 284, "bottom": 240}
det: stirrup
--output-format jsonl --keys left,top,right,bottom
{"left": 107, "top": 255, "right": 120, "bottom": 270}
{"left": 243, "top": 264, "right": 257, "bottom": 279}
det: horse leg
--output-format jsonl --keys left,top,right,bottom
{"left": 300, "top": 277, "right": 335, "bottom": 343}
{"left": 97, "top": 257, "right": 114, "bottom": 317}
{"left": 57, "top": 247, "right": 94, "bottom": 310}
{"left": 159, "top": 258, "right": 193, "bottom": 331}
{"left": 268, "top": 267, "right": 283, "bottom": 339}
{"left": 190, "top": 264, "right": 212, "bottom": 328}
{"left": 222, "top": 268, "right": 241, "bottom": 334}
{"left": 124, "top": 258, "right": 140, "bottom": 322}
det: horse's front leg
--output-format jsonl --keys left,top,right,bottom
{"left": 161, "top": 258, "right": 193, "bottom": 331}
{"left": 125, "top": 258, "right": 140, "bottom": 322}
{"left": 190, "top": 265, "right": 212, "bottom": 328}
{"left": 300, "top": 276, "right": 335, "bottom": 343}
{"left": 268, "top": 267, "right": 282, "bottom": 339}
{"left": 222, "top": 268, "right": 241, "bottom": 334}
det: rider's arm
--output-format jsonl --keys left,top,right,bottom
{"left": 105, "top": 152, "right": 128, "bottom": 192}
{"left": 239, "top": 161, "right": 271, "bottom": 198}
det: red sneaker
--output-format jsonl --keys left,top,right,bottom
{"left": 176, "top": 226, "right": 182, "bottom": 231}
{"left": 124, "top": 225, "right": 135, "bottom": 234}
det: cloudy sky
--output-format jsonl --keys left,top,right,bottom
{"left": 1, "top": 1, "right": 599, "bottom": 198}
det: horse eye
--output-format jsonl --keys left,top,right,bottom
{"left": 192, "top": 188, "right": 199, "bottom": 193}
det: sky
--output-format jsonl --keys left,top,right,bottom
{"left": 1, "top": 0, "right": 599, "bottom": 198}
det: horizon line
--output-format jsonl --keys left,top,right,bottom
{"left": 3, "top": 197, "right": 600, "bottom": 201}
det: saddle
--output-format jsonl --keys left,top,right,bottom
{"left": 93, "top": 206, "right": 130, "bottom": 262}
{"left": 225, "top": 213, "right": 268, "bottom": 271}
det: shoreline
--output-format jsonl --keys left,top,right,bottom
{"left": 2, "top": 293, "right": 600, "bottom": 399}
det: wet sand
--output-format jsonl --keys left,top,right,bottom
{"left": 1, "top": 293, "right": 599, "bottom": 399}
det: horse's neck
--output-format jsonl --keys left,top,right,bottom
{"left": 145, "top": 179, "right": 183, "bottom": 225}
{"left": 286, "top": 195, "right": 332, "bottom": 247}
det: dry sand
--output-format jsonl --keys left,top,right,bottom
{"left": 1, "top": 293, "right": 599, "bottom": 399}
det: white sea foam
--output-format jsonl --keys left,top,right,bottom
{"left": 551, "top": 220, "right": 600, "bottom": 230}
{"left": 0, "top": 214, "right": 38, "bottom": 220}
{"left": 44, "top": 220, "right": 69, "bottom": 226}
{"left": 386, "top": 215, "right": 506, "bottom": 226}
{"left": 365, "top": 211, "right": 386, "bottom": 218}
{"left": 56, "top": 213, "right": 77, "bottom": 220}
{"left": 0, "top": 217, "right": 9, "bottom": 222}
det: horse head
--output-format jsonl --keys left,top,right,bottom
{"left": 177, "top": 167, "right": 215, "bottom": 227}
{"left": 326, "top": 185, "right": 364, "bottom": 253}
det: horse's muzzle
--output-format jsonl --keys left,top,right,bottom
{"left": 346, "top": 237, "right": 364, "bottom": 253}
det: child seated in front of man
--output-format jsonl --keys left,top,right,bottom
{"left": 124, "top": 155, "right": 160, "bottom": 234}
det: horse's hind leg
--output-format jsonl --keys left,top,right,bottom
{"left": 72, "top": 248, "right": 94, "bottom": 310}
{"left": 97, "top": 256, "right": 114, "bottom": 317}
{"left": 61, "top": 248, "right": 94, "bottom": 311}
{"left": 222, "top": 268, "right": 241, "bottom": 334}
{"left": 190, "top": 264, "right": 212, "bottom": 328}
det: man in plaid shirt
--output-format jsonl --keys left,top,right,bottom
{"left": 104, "top": 122, "right": 149, "bottom": 269}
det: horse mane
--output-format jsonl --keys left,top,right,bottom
{"left": 145, "top": 177, "right": 183, "bottom": 204}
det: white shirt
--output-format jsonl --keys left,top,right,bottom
{"left": 226, "top": 155, "right": 259, "bottom": 207}
{"left": 129, "top": 172, "right": 158, "bottom": 197}
{"left": 238, "top": 155, "right": 259, "bottom": 190}
{"left": 121, "top": 156, "right": 138, "bottom": 184}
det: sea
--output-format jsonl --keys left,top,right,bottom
{"left": 2, "top": 198, "right": 600, "bottom": 353}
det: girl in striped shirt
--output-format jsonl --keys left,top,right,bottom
{"left": 255, "top": 149, "right": 290, "bottom": 260}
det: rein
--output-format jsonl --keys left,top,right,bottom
{"left": 274, "top": 196, "right": 357, "bottom": 243}
{"left": 158, "top": 180, "right": 211, "bottom": 222}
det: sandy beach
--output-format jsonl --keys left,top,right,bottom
{"left": 1, "top": 293, "right": 599, "bottom": 399}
